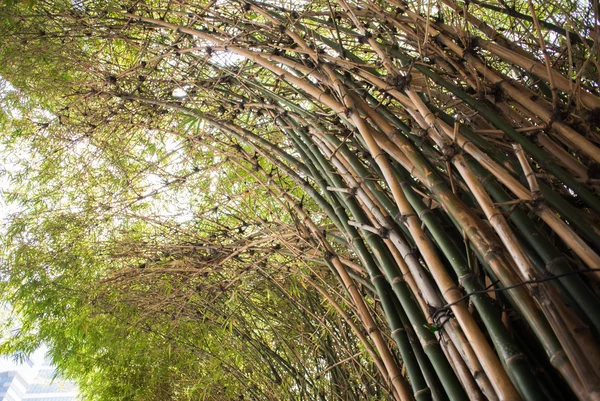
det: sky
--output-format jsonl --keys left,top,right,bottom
{"left": 0, "top": 346, "right": 47, "bottom": 380}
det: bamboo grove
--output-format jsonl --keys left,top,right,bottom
{"left": 1, "top": 0, "right": 600, "bottom": 400}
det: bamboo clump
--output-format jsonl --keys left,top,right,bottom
{"left": 1, "top": 0, "right": 600, "bottom": 400}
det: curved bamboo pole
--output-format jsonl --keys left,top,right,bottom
{"left": 323, "top": 69, "right": 516, "bottom": 398}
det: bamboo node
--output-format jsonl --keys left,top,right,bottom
{"left": 373, "top": 152, "right": 388, "bottom": 163}
{"left": 478, "top": 172, "right": 495, "bottom": 185}
{"left": 490, "top": 81, "right": 505, "bottom": 102}
{"left": 378, "top": 227, "right": 390, "bottom": 238}
{"left": 417, "top": 207, "right": 433, "bottom": 220}
{"left": 413, "top": 127, "right": 427, "bottom": 137}
{"left": 395, "top": 212, "right": 416, "bottom": 225}
{"left": 441, "top": 146, "right": 455, "bottom": 158}
{"left": 549, "top": 107, "right": 568, "bottom": 126}
{"left": 527, "top": 196, "right": 544, "bottom": 212}
{"left": 482, "top": 246, "right": 502, "bottom": 264}
{"left": 441, "top": 286, "right": 462, "bottom": 300}
{"left": 545, "top": 256, "right": 566, "bottom": 274}
{"left": 488, "top": 210, "right": 504, "bottom": 221}
{"left": 463, "top": 37, "right": 479, "bottom": 54}
{"left": 414, "top": 388, "right": 431, "bottom": 397}
{"left": 391, "top": 327, "right": 406, "bottom": 336}
{"left": 387, "top": 73, "right": 411, "bottom": 91}
{"left": 505, "top": 353, "right": 526, "bottom": 366}
{"left": 458, "top": 272, "right": 477, "bottom": 287}
{"left": 587, "top": 108, "right": 600, "bottom": 130}
{"left": 459, "top": 139, "right": 473, "bottom": 152}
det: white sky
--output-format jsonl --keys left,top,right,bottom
{"left": 0, "top": 346, "right": 47, "bottom": 380}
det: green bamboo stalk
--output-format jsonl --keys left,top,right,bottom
{"left": 278, "top": 109, "right": 467, "bottom": 399}
{"left": 399, "top": 59, "right": 600, "bottom": 215}
{"left": 281, "top": 119, "right": 435, "bottom": 401}
{"left": 296, "top": 125, "right": 466, "bottom": 400}
{"left": 256, "top": 108, "right": 438, "bottom": 400}
{"left": 375, "top": 273, "right": 434, "bottom": 401}
{"left": 465, "top": 158, "right": 600, "bottom": 336}
{"left": 389, "top": 289, "right": 449, "bottom": 401}
{"left": 433, "top": 107, "right": 600, "bottom": 250}
{"left": 392, "top": 163, "right": 548, "bottom": 401}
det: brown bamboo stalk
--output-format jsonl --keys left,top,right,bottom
{"left": 231, "top": 155, "right": 414, "bottom": 401}
{"left": 327, "top": 78, "right": 516, "bottom": 398}
{"left": 512, "top": 144, "right": 539, "bottom": 195}
{"left": 479, "top": 39, "right": 600, "bottom": 110}
{"left": 534, "top": 133, "right": 589, "bottom": 180}
{"left": 386, "top": 92, "right": 600, "bottom": 272}
{"left": 440, "top": 331, "right": 487, "bottom": 401}
{"left": 313, "top": 124, "right": 497, "bottom": 400}
{"left": 418, "top": 23, "right": 600, "bottom": 163}
{"left": 452, "top": 154, "right": 600, "bottom": 399}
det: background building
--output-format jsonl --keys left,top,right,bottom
{"left": 0, "top": 351, "right": 77, "bottom": 401}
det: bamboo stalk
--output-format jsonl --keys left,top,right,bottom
{"left": 333, "top": 86, "right": 515, "bottom": 399}
{"left": 283, "top": 118, "right": 436, "bottom": 400}
{"left": 512, "top": 144, "right": 539, "bottom": 195}
{"left": 466, "top": 159, "right": 600, "bottom": 335}
{"left": 235, "top": 156, "right": 414, "bottom": 401}
{"left": 304, "top": 128, "right": 461, "bottom": 399}
{"left": 453, "top": 155, "right": 600, "bottom": 398}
